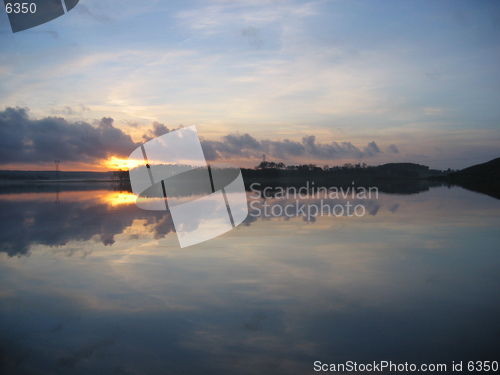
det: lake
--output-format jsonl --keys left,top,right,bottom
{"left": 0, "top": 184, "right": 499, "bottom": 374}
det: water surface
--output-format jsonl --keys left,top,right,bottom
{"left": 0, "top": 185, "right": 499, "bottom": 374}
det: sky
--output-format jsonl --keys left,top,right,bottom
{"left": 0, "top": 0, "right": 499, "bottom": 171}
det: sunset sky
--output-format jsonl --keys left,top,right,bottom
{"left": 0, "top": 0, "right": 499, "bottom": 171}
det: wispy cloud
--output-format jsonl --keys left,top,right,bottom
{"left": 176, "top": 0, "right": 317, "bottom": 32}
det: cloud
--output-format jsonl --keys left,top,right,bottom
{"left": 389, "top": 203, "right": 400, "bottom": 213}
{"left": 241, "top": 26, "right": 263, "bottom": 48}
{"left": 387, "top": 144, "right": 400, "bottom": 154}
{"left": 364, "top": 141, "right": 381, "bottom": 156}
{"left": 0, "top": 107, "right": 138, "bottom": 164}
{"left": 0, "top": 107, "right": 397, "bottom": 166}
{"left": 142, "top": 121, "right": 172, "bottom": 142}
{"left": 0, "top": 192, "right": 175, "bottom": 257}
{"left": 201, "top": 134, "right": 385, "bottom": 161}
{"left": 50, "top": 105, "right": 91, "bottom": 116}
{"left": 177, "top": 1, "right": 317, "bottom": 32}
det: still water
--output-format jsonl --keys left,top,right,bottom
{"left": 0, "top": 184, "right": 499, "bottom": 374}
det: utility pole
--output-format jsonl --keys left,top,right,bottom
{"left": 54, "top": 160, "right": 60, "bottom": 180}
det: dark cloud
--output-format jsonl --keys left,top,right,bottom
{"left": 0, "top": 107, "right": 138, "bottom": 164}
{"left": 387, "top": 144, "right": 400, "bottom": 154}
{"left": 201, "top": 134, "right": 385, "bottom": 161}
{"left": 142, "top": 121, "right": 172, "bottom": 142}
{"left": 0, "top": 183, "right": 386, "bottom": 257}
{"left": 389, "top": 203, "right": 400, "bottom": 213}
{"left": 0, "top": 107, "right": 398, "bottom": 165}
{"left": 0, "top": 188, "right": 175, "bottom": 257}
{"left": 245, "top": 197, "right": 381, "bottom": 224}
{"left": 364, "top": 141, "right": 381, "bottom": 156}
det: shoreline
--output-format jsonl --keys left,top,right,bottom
{"left": 0, "top": 179, "right": 119, "bottom": 185}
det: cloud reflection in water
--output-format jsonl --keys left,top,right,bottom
{"left": 0, "top": 185, "right": 498, "bottom": 374}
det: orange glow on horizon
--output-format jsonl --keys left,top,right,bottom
{"left": 100, "top": 191, "right": 137, "bottom": 206}
{"left": 0, "top": 190, "right": 138, "bottom": 206}
{"left": 103, "top": 156, "right": 143, "bottom": 171}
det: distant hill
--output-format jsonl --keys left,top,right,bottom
{"left": 453, "top": 157, "right": 500, "bottom": 178}
{"left": 378, "top": 162, "right": 429, "bottom": 170}
{"left": 446, "top": 157, "right": 500, "bottom": 199}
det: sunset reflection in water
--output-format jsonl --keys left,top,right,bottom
{"left": 0, "top": 185, "right": 498, "bottom": 374}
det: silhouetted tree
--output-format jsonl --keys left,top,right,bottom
{"left": 112, "top": 170, "right": 129, "bottom": 181}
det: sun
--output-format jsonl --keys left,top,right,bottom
{"left": 104, "top": 156, "right": 143, "bottom": 171}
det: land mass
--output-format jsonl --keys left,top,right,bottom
{"left": 0, "top": 158, "right": 498, "bottom": 199}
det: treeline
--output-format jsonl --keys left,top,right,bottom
{"left": 112, "top": 170, "right": 130, "bottom": 181}
{"left": 256, "top": 161, "right": 368, "bottom": 171}
{"left": 251, "top": 160, "right": 447, "bottom": 179}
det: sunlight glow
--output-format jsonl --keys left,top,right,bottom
{"left": 101, "top": 191, "right": 137, "bottom": 206}
{"left": 104, "top": 156, "right": 143, "bottom": 171}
